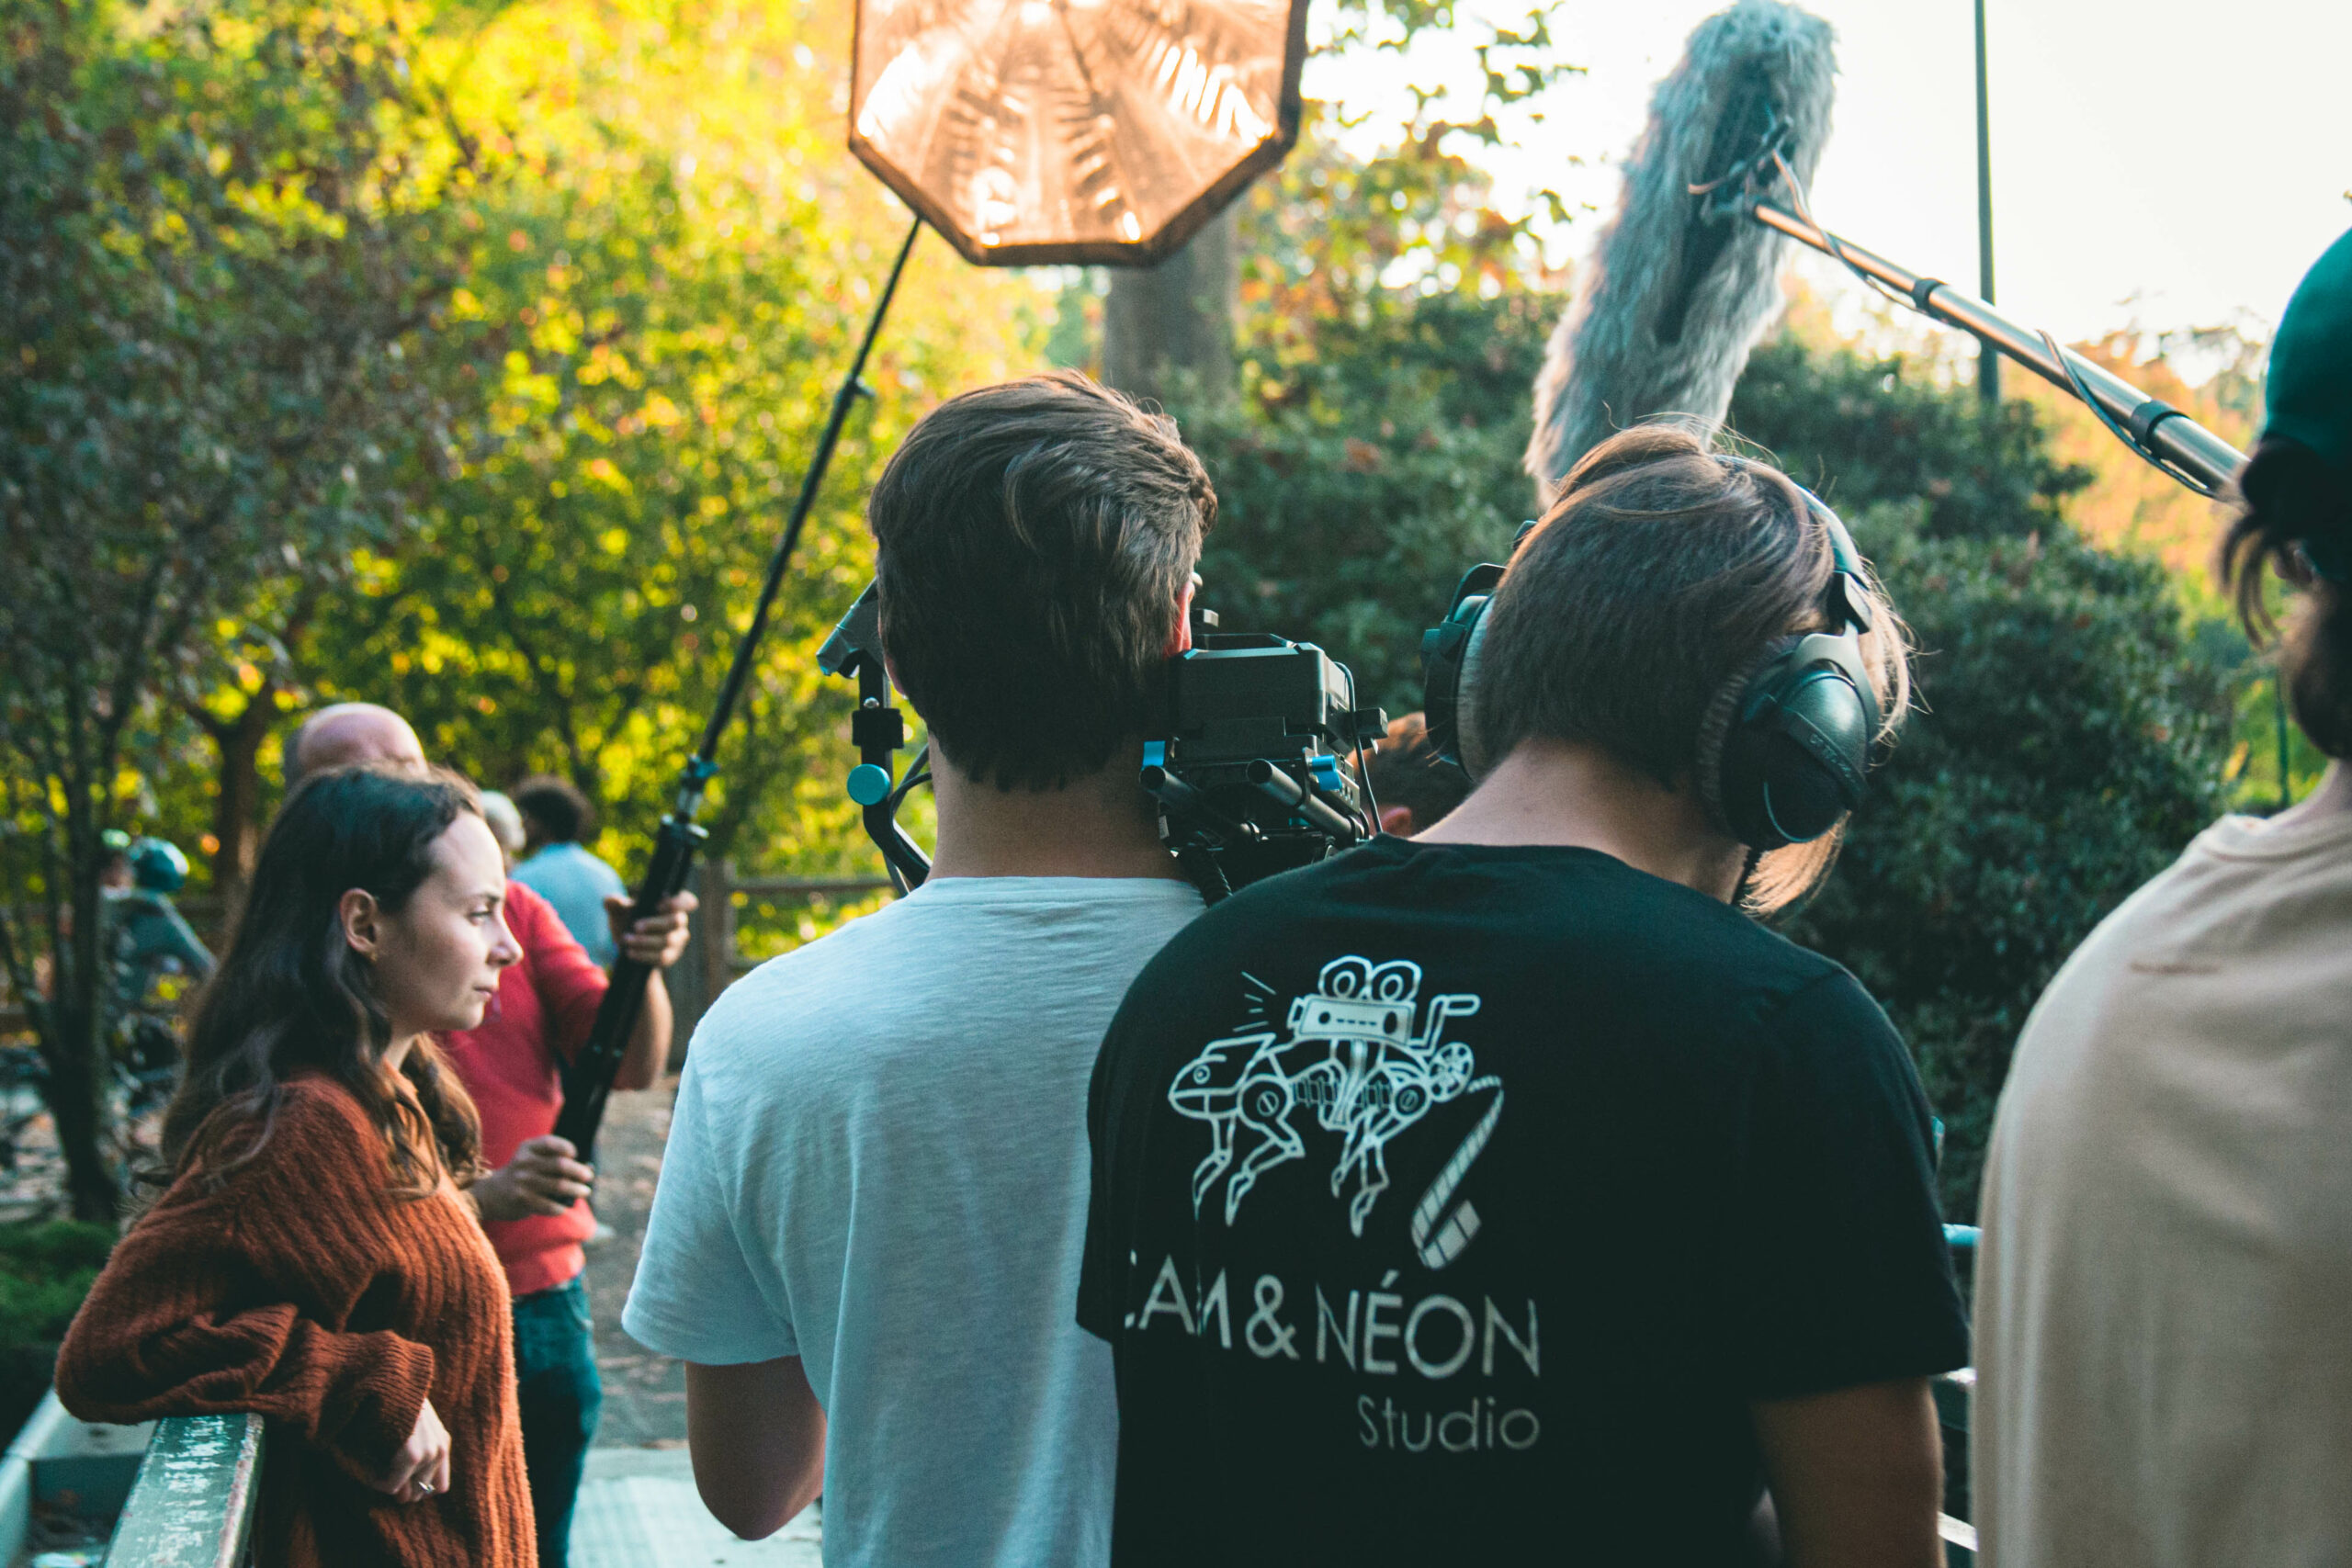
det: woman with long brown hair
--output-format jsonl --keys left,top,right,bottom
{"left": 58, "top": 765, "right": 536, "bottom": 1566}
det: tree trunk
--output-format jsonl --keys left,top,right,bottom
{"left": 1101, "top": 207, "right": 1239, "bottom": 412}
{"left": 48, "top": 1019, "right": 118, "bottom": 1224}
{"left": 49, "top": 856, "right": 119, "bottom": 1223}
{"left": 207, "top": 688, "right": 275, "bottom": 930}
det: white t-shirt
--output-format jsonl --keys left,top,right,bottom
{"left": 1974, "top": 806, "right": 2352, "bottom": 1568}
{"left": 623, "top": 874, "right": 1204, "bottom": 1568}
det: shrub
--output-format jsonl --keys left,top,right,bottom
{"left": 1785, "top": 505, "right": 2233, "bottom": 1212}
{"left": 1185, "top": 288, "right": 1553, "bottom": 716}
{"left": 0, "top": 1220, "right": 113, "bottom": 1353}
{"left": 1728, "top": 334, "right": 2093, "bottom": 539}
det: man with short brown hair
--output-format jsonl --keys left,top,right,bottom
{"left": 626, "top": 373, "right": 1214, "bottom": 1566}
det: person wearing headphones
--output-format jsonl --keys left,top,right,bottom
{"left": 1079, "top": 422, "right": 1967, "bottom": 1567}
{"left": 1972, "top": 231, "right": 2352, "bottom": 1567}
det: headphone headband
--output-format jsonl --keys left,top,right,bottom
{"left": 1419, "top": 452, "right": 1885, "bottom": 852}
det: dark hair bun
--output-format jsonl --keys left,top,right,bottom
{"left": 2223, "top": 436, "right": 2352, "bottom": 758}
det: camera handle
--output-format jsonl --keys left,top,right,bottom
{"left": 845, "top": 656, "right": 933, "bottom": 896}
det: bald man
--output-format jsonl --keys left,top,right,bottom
{"left": 288, "top": 703, "right": 694, "bottom": 1568}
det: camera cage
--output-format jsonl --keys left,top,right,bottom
{"left": 819, "top": 581, "right": 1385, "bottom": 902}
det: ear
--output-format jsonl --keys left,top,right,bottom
{"left": 340, "top": 887, "right": 384, "bottom": 960}
{"left": 1378, "top": 804, "right": 1417, "bottom": 837}
{"left": 1165, "top": 576, "right": 1197, "bottom": 659}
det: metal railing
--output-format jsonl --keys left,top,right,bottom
{"left": 1938, "top": 1224, "right": 1979, "bottom": 1564}
{"left": 104, "top": 1414, "right": 265, "bottom": 1567}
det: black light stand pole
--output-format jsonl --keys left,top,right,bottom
{"left": 552, "top": 214, "right": 924, "bottom": 1159}
{"left": 1974, "top": 0, "right": 1999, "bottom": 408}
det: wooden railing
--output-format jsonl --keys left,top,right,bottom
{"left": 664, "top": 864, "right": 893, "bottom": 1054}
{"left": 104, "top": 1414, "right": 265, "bottom": 1566}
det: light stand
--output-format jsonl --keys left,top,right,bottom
{"left": 555, "top": 0, "right": 1314, "bottom": 1153}
{"left": 552, "top": 216, "right": 923, "bottom": 1158}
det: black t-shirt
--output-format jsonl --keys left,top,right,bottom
{"left": 1080, "top": 837, "right": 1969, "bottom": 1566}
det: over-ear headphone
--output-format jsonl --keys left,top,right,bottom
{"left": 1419, "top": 479, "right": 1882, "bottom": 851}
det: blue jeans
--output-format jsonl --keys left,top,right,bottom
{"left": 513, "top": 1276, "right": 603, "bottom": 1568}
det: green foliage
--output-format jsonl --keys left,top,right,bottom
{"left": 1187, "top": 292, "right": 1548, "bottom": 715}
{"left": 297, "top": 0, "right": 1035, "bottom": 885}
{"left": 2233, "top": 665, "right": 2334, "bottom": 812}
{"left": 1318, "top": 0, "right": 1581, "bottom": 159}
{"left": 0, "top": 1220, "right": 113, "bottom": 1351}
{"left": 1723, "top": 337, "right": 2238, "bottom": 1214}
{"left": 0, "top": 0, "right": 485, "bottom": 1216}
{"left": 1727, "top": 335, "right": 2093, "bottom": 540}
{"left": 5, "top": 0, "right": 1043, "bottom": 1073}
{"left": 319, "top": 136, "right": 912, "bottom": 874}
{"left": 1181, "top": 123, "right": 1556, "bottom": 715}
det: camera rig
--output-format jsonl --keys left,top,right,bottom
{"left": 818, "top": 582, "right": 1386, "bottom": 903}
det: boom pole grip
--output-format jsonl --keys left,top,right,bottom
{"left": 551, "top": 813, "right": 707, "bottom": 1158}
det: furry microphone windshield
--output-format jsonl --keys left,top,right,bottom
{"left": 1526, "top": 0, "right": 1835, "bottom": 494}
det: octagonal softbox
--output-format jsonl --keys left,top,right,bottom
{"left": 850, "top": 0, "right": 1310, "bottom": 266}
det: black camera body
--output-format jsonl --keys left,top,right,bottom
{"left": 820, "top": 583, "right": 1384, "bottom": 902}
{"left": 1148, "top": 632, "right": 1386, "bottom": 899}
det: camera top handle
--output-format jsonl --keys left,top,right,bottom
{"left": 816, "top": 581, "right": 933, "bottom": 896}
{"left": 820, "top": 587, "right": 1385, "bottom": 906}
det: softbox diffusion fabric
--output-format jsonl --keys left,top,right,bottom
{"left": 850, "top": 0, "right": 1306, "bottom": 265}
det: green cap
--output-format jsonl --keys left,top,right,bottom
{"left": 2266, "top": 227, "right": 2352, "bottom": 580}
{"left": 2267, "top": 227, "right": 2352, "bottom": 471}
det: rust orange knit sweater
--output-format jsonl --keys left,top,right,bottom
{"left": 57, "top": 1075, "right": 535, "bottom": 1567}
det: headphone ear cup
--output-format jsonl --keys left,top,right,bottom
{"left": 1455, "top": 609, "right": 1496, "bottom": 781}
{"left": 1421, "top": 563, "right": 1507, "bottom": 778}
{"left": 1709, "top": 638, "right": 1873, "bottom": 850}
{"left": 1722, "top": 727, "right": 1849, "bottom": 848}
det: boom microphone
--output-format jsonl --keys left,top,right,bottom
{"left": 1526, "top": 0, "right": 1836, "bottom": 491}
{"left": 1739, "top": 192, "right": 2244, "bottom": 496}
{"left": 1542, "top": 0, "right": 2241, "bottom": 499}
{"left": 1428, "top": 0, "right": 1838, "bottom": 777}
{"left": 1433, "top": 0, "right": 2245, "bottom": 778}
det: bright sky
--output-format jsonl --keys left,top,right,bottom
{"left": 1312, "top": 0, "right": 2352, "bottom": 352}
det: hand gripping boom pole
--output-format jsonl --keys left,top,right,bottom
{"left": 551, "top": 216, "right": 923, "bottom": 1159}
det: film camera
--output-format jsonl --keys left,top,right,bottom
{"left": 818, "top": 582, "right": 1386, "bottom": 902}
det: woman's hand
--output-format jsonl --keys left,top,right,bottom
{"left": 376, "top": 1397, "right": 452, "bottom": 1504}
{"left": 470, "top": 1135, "right": 595, "bottom": 1221}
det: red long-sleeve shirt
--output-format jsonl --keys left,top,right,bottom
{"left": 443, "top": 881, "right": 605, "bottom": 1297}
